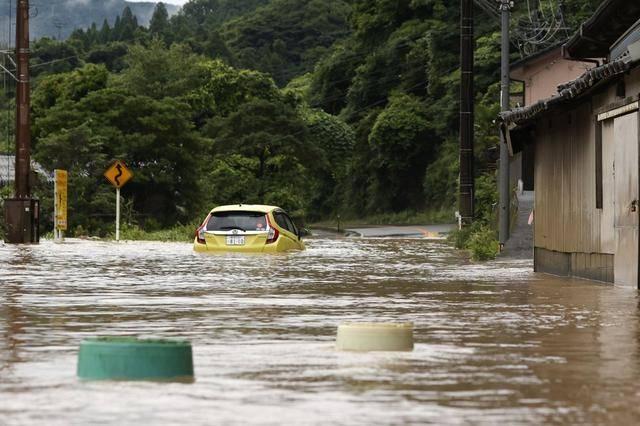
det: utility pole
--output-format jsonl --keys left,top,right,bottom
{"left": 3, "top": 0, "right": 39, "bottom": 244}
{"left": 53, "top": 19, "right": 66, "bottom": 41}
{"left": 498, "top": 0, "right": 512, "bottom": 248}
{"left": 15, "top": 0, "right": 30, "bottom": 200}
{"left": 459, "top": 0, "right": 475, "bottom": 225}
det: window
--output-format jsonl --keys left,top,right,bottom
{"left": 274, "top": 212, "right": 291, "bottom": 232}
{"left": 595, "top": 121, "right": 603, "bottom": 209}
{"left": 274, "top": 211, "right": 298, "bottom": 235}
{"left": 283, "top": 214, "right": 298, "bottom": 236}
{"left": 207, "top": 211, "right": 267, "bottom": 232}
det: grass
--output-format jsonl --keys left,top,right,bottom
{"left": 107, "top": 222, "right": 198, "bottom": 242}
{"left": 311, "top": 208, "right": 454, "bottom": 230}
{"left": 29, "top": 207, "right": 454, "bottom": 242}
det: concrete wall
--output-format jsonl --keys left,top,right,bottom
{"left": 535, "top": 248, "right": 614, "bottom": 283}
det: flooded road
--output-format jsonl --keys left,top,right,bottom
{"left": 1, "top": 237, "right": 640, "bottom": 425}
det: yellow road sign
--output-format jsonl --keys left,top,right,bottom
{"left": 104, "top": 160, "right": 133, "bottom": 189}
{"left": 54, "top": 169, "right": 68, "bottom": 231}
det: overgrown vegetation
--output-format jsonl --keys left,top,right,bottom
{"left": 448, "top": 173, "right": 499, "bottom": 260}
{"left": 0, "top": 185, "right": 11, "bottom": 240}
{"left": 0, "top": 0, "right": 601, "bottom": 245}
{"left": 113, "top": 222, "right": 199, "bottom": 242}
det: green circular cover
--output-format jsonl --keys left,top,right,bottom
{"left": 77, "top": 337, "right": 194, "bottom": 381}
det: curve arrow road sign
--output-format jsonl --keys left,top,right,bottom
{"left": 104, "top": 160, "right": 133, "bottom": 189}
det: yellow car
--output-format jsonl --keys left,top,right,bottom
{"left": 193, "top": 205, "right": 306, "bottom": 253}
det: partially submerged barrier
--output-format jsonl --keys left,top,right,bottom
{"left": 77, "top": 337, "right": 194, "bottom": 382}
{"left": 336, "top": 323, "right": 414, "bottom": 352}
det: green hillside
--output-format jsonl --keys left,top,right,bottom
{"left": 3, "top": 0, "right": 603, "bottom": 236}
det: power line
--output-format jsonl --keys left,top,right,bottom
{"left": 474, "top": 0, "right": 570, "bottom": 57}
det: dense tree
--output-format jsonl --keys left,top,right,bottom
{"left": 203, "top": 99, "right": 319, "bottom": 214}
{"left": 300, "top": 106, "right": 355, "bottom": 217}
{"left": 221, "top": 0, "right": 353, "bottom": 85}
{"left": 23, "top": 0, "right": 603, "bottom": 235}
{"left": 99, "top": 19, "right": 112, "bottom": 44}
{"left": 367, "top": 93, "right": 435, "bottom": 212}
{"left": 33, "top": 70, "right": 205, "bottom": 229}
{"left": 150, "top": 3, "right": 170, "bottom": 36}
{"left": 31, "top": 38, "right": 82, "bottom": 78}
{"left": 118, "top": 41, "right": 204, "bottom": 100}
{"left": 86, "top": 42, "right": 129, "bottom": 72}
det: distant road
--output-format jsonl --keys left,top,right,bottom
{"left": 345, "top": 224, "right": 456, "bottom": 239}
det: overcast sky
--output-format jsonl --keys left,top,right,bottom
{"left": 129, "top": 0, "right": 188, "bottom": 5}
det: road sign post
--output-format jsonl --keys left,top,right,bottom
{"left": 54, "top": 169, "right": 68, "bottom": 242}
{"left": 116, "top": 187, "right": 120, "bottom": 241}
{"left": 104, "top": 160, "right": 133, "bottom": 242}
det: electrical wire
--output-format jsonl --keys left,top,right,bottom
{"left": 475, "top": 0, "right": 570, "bottom": 57}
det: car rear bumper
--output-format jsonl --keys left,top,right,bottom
{"left": 193, "top": 238, "right": 304, "bottom": 253}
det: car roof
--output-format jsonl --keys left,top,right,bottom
{"left": 210, "top": 204, "right": 280, "bottom": 214}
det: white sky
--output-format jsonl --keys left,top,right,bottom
{"left": 129, "top": 0, "right": 188, "bottom": 5}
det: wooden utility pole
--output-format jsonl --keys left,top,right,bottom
{"left": 3, "top": 0, "right": 39, "bottom": 244}
{"left": 15, "top": 0, "right": 30, "bottom": 199}
{"left": 459, "top": 0, "right": 475, "bottom": 224}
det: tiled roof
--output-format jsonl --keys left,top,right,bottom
{"left": 499, "top": 54, "right": 638, "bottom": 125}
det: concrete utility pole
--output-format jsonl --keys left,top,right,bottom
{"left": 498, "top": 0, "right": 512, "bottom": 248}
{"left": 459, "top": 0, "right": 475, "bottom": 225}
{"left": 3, "top": 0, "right": 39, "bottom": 244}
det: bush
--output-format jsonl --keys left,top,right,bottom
{"left": 0, "top": 186, "right": 12, "bottom": 241}
{"left": 448, "top": 225, "right": 473, "bottom": 250}
{"left": 467, "top": 225, "right": 499, "bottom": 261}
{"left": 475, "top": 173, "right": 498, "bottom": 224}
{"left": 448, "top": 222, "right": 499, "bottom": 261}
{"left": 110, "top": 222, "right": 199, "bottom": 242}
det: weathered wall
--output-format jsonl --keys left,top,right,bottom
{"left": 535, "top": 248, "right": 614, "bottom": 282}
{"left": 533, "top": 67, "right": 640, "bottom": 283}
{"left": 534, "top": 101, "right": 601, "bottom": 254}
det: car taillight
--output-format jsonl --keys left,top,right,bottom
{"left": 266, "top": 214, "right": 279, "bottom": 244}
{"left": 195, "top": 224, "right": 206, "bottom": 244}
{"left": 196, "top": 214, "right": 211, "bottom": 244}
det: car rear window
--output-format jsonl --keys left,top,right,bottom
{"left": 206, "top": 211, "right": 268, "bottom": 232}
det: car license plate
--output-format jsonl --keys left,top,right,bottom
{"left": 226, "top": 236, "right": 245, "bottom": 246}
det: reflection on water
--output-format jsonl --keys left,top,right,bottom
{"left": 1, "top": 238, "right": 640, "bottom": 424}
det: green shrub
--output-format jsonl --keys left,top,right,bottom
{"left": 448, "top": 222, "right": 499, "bottom": 261}
{"left": 475, "top": 173, "right": 498, "bottom": 225}
{"left": 467, "top": 225, "right": 499, "bottom": 261}
{"left": 448, "top": 225, "right": 473, "bottom": 249}
{"left": 111, "top": 222, "right": 199, "bottom": 242}
{"left": 0, "top": 186, "right": 11, "bottom": 240}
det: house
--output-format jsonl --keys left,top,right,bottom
{"left": 509, "top": 45, "right": 595, "bottom": 191}
{"left": 500, "top": 0, "right": 640, "bottom": 287}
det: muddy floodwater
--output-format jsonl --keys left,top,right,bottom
{"left": 1, "top": 237, "right": 640, "bottom": 425}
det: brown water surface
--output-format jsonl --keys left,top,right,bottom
{"left": 1, "top": 238, "right": 639, "bottom": 425}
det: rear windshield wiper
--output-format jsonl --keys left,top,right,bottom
{"left": 219, "top": 226, "right": 247, "bottom": 232}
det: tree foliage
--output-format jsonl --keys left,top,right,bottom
{"left": 228, "top": 0, "right": 352, "bottom": 85}
{"left": 21, "top": 0, "right": 602, "bottom": 235}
